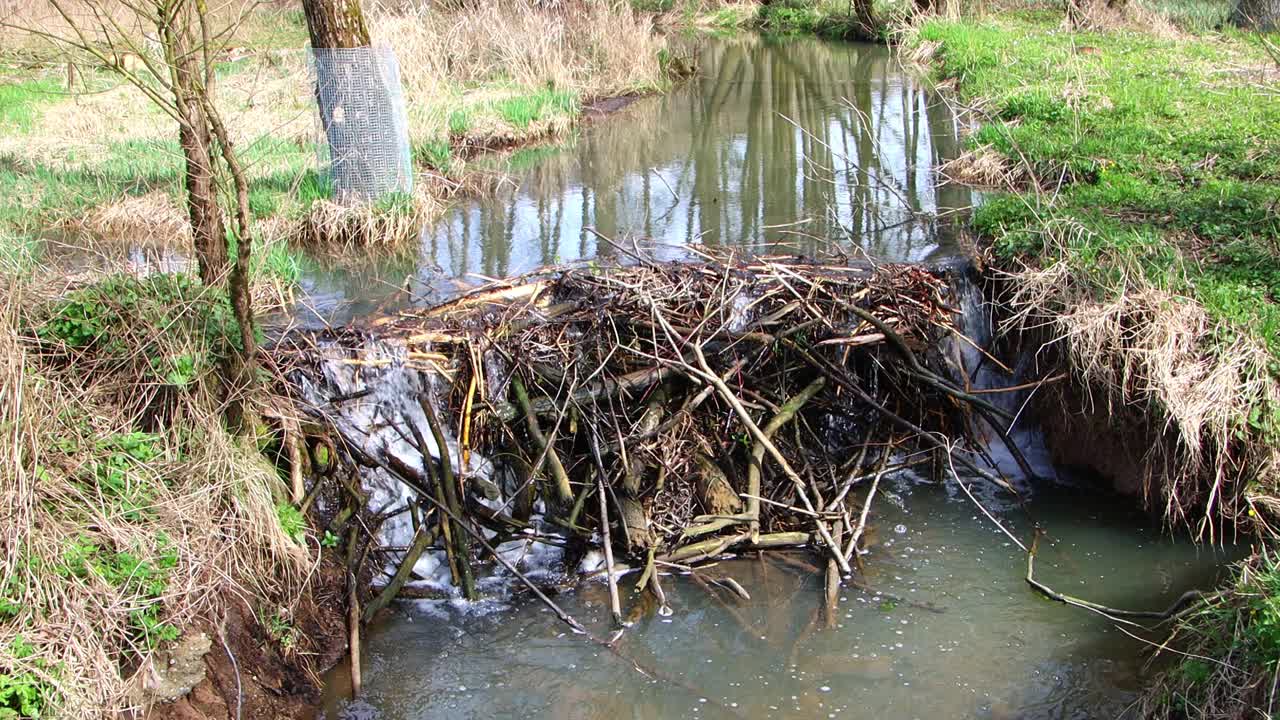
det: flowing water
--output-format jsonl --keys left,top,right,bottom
{"left": 322, "top": 475, "right": 1238, "bottom": 720}
{"left": 314, "top": 35, "right": 1243, "bottom": 720}
{"left": 299, "top": 35, "right": 976, "bottom": 321}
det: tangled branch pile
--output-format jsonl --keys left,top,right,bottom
{"left": 281, "top": 251, "right": 1022, "bottom": 613}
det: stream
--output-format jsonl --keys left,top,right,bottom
{"left": 314, "top": 35, "right": 1242, "bottom": 720}
{"left": 322, "top": 480, "right": 1235, "bottom": 720}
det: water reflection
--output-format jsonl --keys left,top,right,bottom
{"left": 300, "top": 35, "right": 975, "bottom": 319}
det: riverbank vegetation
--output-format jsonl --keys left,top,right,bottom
{"left": 910, "top": 6, "right": 1279, "bottom": 716}
{"left": 0, "top": 0, "right": 678, "bottom": 716}
{"left": 3, "top": 0, "right": 1278, "bottom": 715}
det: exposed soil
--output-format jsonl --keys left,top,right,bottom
{"left": 147, "top": 558, "right": 349, "bottom": 720}
{"left": 1034, "top": 379, "right": 1174, "bottom": 501}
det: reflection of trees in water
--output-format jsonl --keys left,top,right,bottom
{"left": 425, "top": 36, "right": 974, "bottom": 279}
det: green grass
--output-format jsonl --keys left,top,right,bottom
{"left": 1150, "top": 552, "right": 1280, "bottom": 717}
{"left": 921, "top": 15, "right": 1280, "bottom": 363}
{"left": 0, "top": 78, "right": 63, "bottom": 133}
{"left": 492, "top": 89, "right": 578, "bottom": 129}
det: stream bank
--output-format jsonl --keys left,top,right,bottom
{"left": 909, "top": 11, "right": 1280, "bottom": 716}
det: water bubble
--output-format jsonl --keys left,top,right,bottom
{"left": 894, "top": 524, "right": 907, "bottom": 535}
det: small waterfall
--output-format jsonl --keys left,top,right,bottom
{"left": 946, "top": 266, "right": 1057, "bottom": 485}
{"left": 298, "top": 338, "right": 566, "bottom": 598}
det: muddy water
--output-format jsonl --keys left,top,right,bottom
{"left": 300, "top": 35, "right": 975, "bottom": 319}
{"left": 322, "top": 473, "right": 1238, "bottom": 720}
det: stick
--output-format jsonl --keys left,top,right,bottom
{"left": 361, "top": 523, "right": 440, "bottom": 623}
{"left": 685, "top": 343, "right": 850, "bottom": 575}
{"left": 1025, "top": 532, "right": 1198, "bottom": 624}
{"left": 597, "top": 472, "right": 624, "bottom": 627}
{"left": 347, "top": 572, "right": 362, "bottom": 698}
{"left": 417, "top": 396, "right": 478, "bottom": 600}
{"left": 512, "top": 376, "right": 574, "bottom": 503}
{"left": 746, "top": 378, "right": 826, "bottom": 541}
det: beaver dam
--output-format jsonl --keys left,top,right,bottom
{"left": 263, "top": 37, "right": 1242, "bottom": 720}
{"left": 274, "top": 251, "right": 1237, "bottom": 719}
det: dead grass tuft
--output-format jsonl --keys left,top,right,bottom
{"left": 937, "top": 145, "right": 1023, "bottom": 188}
{"left": 293, "top": 196, "right": 431, "bottom": 255}
{"left": 79, "top": 192, "right": 190, "bottom": 246}
{"left": 998, "top": 220, "right": 1280, "bottom": 537}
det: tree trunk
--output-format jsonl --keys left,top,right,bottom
{"left": 302, "top": 0, "right": 410, "bottom": 203}
{"left": 301, "top": 0, "right": 371, "bottom": 49}
{"left": 1232, "top": 0, "right": 1279, "bottom": 29}
{"left": 168, "top": 20, "right": 227, "bottom": 286}
{"left": 847, "top": 0, "right": 879, "bottom": 39}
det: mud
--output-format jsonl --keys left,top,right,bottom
{"left": 148, "top": 560, "right": 349, "bottom": 720}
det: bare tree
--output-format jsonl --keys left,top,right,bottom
{"left": 7, "top": 0, "right": 259, "bottom": 429}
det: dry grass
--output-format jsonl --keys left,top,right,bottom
{"left": 79, "top": 192, "right": 190, "bottom": 246}
{"left": 0, "top": 273, "right": 314, "bottom": 718}
{"left": 937, "top": 145, "right": 1022, "bottom": 188}
{"left": 998, "top": 221, "right": 1280, "bottom": 537}
{"left": 370, "top": 0, "right": 667, "bottom": 149}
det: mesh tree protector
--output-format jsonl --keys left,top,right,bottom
{"left": 309, "top": 45, "right": 414, "bottom": 202}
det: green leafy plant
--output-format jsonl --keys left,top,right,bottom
{"left": 276, "top": 503, "right": 306, "bottom": 545}
{"left": 55, "top": 534, "right": 180, "bottom": 652}
{"left": 263, "top": 610, "right": 297, "bottom": 651}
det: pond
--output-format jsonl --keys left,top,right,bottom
{"left": 299, "top": 35, "right": 976, "bottom": 320}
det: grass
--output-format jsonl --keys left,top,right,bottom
{"left": 0, "top": 1, "right": 676, "bottom": 716}
{"left": 493, "top": 88, "right": 578, "bottom": 129}
{"left": 0, "top": 0, "right": 678, "bottom": 259}
{"left": 917, "top": 13, "right": 1280, "bottom": 515}
{"left": 1144, "top": 552, "right": 1280, "bottom": 718}
{"left": 0, "top": 271, "right": 311, "bottom": 718}
{"left": 0, "top": 78, "right": 62, "bottom": 133}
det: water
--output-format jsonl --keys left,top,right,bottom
{"left": 322, "top": 475, "right": 1239, "bottom": 720}
{"left": 299, "top": 35, "right": 976, "bottom": 320}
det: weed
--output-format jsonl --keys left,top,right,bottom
{"left": 55, "top": 533, "right": 180, "bottom": 652}
{"left": 276, "top": 503, "right": 306, "bottom": 545}
{"left": 38, "top": 273, "right": 240, "bottom": 360}
{"left": 263, "top": 609, "right": 298, "bottom": 651}
{"left": 0, "top": 636, "right": 56, "bottom": 720}
{"left": 493, "top": 89, "right": 578, "bottom": 130}
{"left": 80, "top": 431, "right": 164, "bottom": 521}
